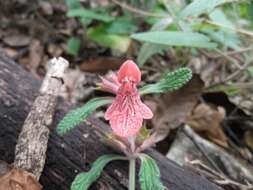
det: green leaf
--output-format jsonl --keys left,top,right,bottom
{"left": 206, "top": 8, "right": 241, "bottom": 50}
{"left": 178, "top": 0, "right": 227, "bottom": 19}
{"left": 67, "top": 37, "right": 81, "bottom": 56}
{"left": 138, "top": 154, "right": 165, "bottom": 190}
{"left": 105, "top": 17, "right": 138, "bottom": 34}
{"left": 67, "top": 8, "right": 114, "bottom": 22}
{"left": 131, "top": 31, "right": 217, "bottom": 49}
{"left": 71, "top": 154, "right": 125, "bottom": 190}
{"left": 203, "top": 29, "right": 241, "bottom": 50}
{"left": 65, "top": 0, "right": 81, "bottom": 9}
{"left": 137, "top": 43, "right": 168, "bottom": 66}
{"left": 247, "top": 66, "right": 253, "bottom": 77}
{"left": 137, "top": 18, "right": 172, "bottom": 66}
{"left": 87, "top": 25, "right": 131, "bottom": 52}
{"left": 57, "top": 97, "right": 113, "bottom": 135}
{"left": 140, "top": 68, "right": 192, "bottom": 95}
{"left": 209, "top": 8, "right": 234, "bottom": 28}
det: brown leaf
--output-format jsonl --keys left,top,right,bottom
{"left": 187, "top": 103, "right": 228, "bottom": 148}
{"left": 3, "top": 35, "right": 30, "bottom": 47}
{"left": 79, "top": 57, "right": 125, "bottom": 73}
{"left": 0, "top": 167, "right": 42, "bottom": 190}
{"left": 151, "top": 75, "right": 204, "bottom": 141}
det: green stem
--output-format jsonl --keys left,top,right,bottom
{"left": 129, "top": 157, "right": 136, "bottom": 190}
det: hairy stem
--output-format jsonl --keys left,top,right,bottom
{"left": 129, "top": 157, "right": 136, "bottom": 190}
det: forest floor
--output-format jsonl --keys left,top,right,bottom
{"left": 0, "top": 0, "right": 253, "bottom": 190}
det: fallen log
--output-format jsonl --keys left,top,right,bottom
{"left": 0, "top": 51, "right": 222, "bottom": 190}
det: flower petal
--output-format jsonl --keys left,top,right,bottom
{"left": 135, "top": 101, "right": 153, "bottom": 119}
{"left": 98, "top": 72, "right": 120, "bottom": 94}
{"left": 104, "top": 101, "right": 118, "bottom": 120}
{"left": 117, "top": 60, "right": 141, "bottom": 84}
{"left": 109, "top": 112, "right": 143, "bottom": 137}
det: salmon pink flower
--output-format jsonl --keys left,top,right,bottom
{"left": 102, "top": 60, "right": 153, "bottom": 137}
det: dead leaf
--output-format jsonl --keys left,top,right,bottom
{"left": 79, "top": 57, "right": 125, "bottom": 73}
{"left": 3, "top": 35, "right": 30, "bottom": 47}
{"left": 0, "top": 167, "right": 42, "bottom": 190}
{"left": 244, "top": 131, "right": 253, "bottom": 150}
{"left": 151, "top": 75, "right": 204, "bottom": 141}
{"left": 29, "top": 40, "right": 43, "bottom": 73}
{"left": 187, "top": 103, "right": 228, "bottom": 148}
{"left": 189, "top": 56, "right": 220, "bottom": 87}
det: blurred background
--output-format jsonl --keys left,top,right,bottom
{"left": 0, "top": 0, "right": 253, "bottom": 189}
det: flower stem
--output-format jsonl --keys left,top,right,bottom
{"left": 129, "top": 157, "right": 136, "bottom": 190}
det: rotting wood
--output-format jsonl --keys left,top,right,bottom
{"left": 14, "top": 57, "right": 69, "bottom": 180}
{"left": 0, "top": 51, "right": 222, "bottom": 190}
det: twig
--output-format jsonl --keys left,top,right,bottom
{"left": 182, "top": 126, "right": 224, "bottom": 175}
{"left": 212, "top": 47, "right": 253, "bottom": 58}
{"left": 205, "top": 20, "right": 253, "bottom": 37}
{"left": 214, "top": 48, "right": 242, "bottom": 69}
{"left": 206, "top": 59, "right": 253, "bottom": 90}
{"left": 14, "top": 57, "right": 69, "bottom": 180}
{"left": 189, "top": 160, "right": 253, "bottom": 190}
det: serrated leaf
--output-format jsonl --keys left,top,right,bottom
{"left": 131, "top": 31, "right": 217, "bottom": 49}
{"left": 178, "top": 0, "right": 227, "bottom": 19}
{"left": 138, "top": 154, "right": 165, "bottom": 190}
{"left": 71, "top": 154, "right": 125, "bottom": 190}
{"left": 67, "top": 8, "right": 114, "bottom": 22}
{"left": 57, "top": 97, "right": 113, "bottom": 135}
{"left": 67, "top": 37, "right": 81, "bottom": 56}
{"left": 140, "top": 68, "right": 192, "bottom": 95}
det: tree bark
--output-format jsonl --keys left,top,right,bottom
{"left": 14, "top": 57, "right": 69, "bottom": 180}
{"left": 0, "top": 51, "right": 222, "bottom": 190}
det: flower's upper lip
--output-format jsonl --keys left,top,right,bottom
{"left": 117, "top": 60, "right": 141, "bottom": 84}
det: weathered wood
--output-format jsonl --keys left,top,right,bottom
{"left": 0, "top": 51, "right": 222, "bottom": 190}
{"left": 14, "top": 57, "right": 69, "bottom": 180}
{"left": 167, "top": 125, "right": 253, "bottom": 183}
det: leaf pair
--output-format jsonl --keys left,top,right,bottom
{"left": 71, "top": 154, "right": 165, "bottom": 190}
{"left": 56, "top": 68, "right": 192, "bottom": 135}
{"left": 71, "top": 155, "right": 125, "bottom": 190}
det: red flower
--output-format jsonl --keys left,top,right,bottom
{"left": 101, "top": 60, "right": 153, "bottom": 137}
